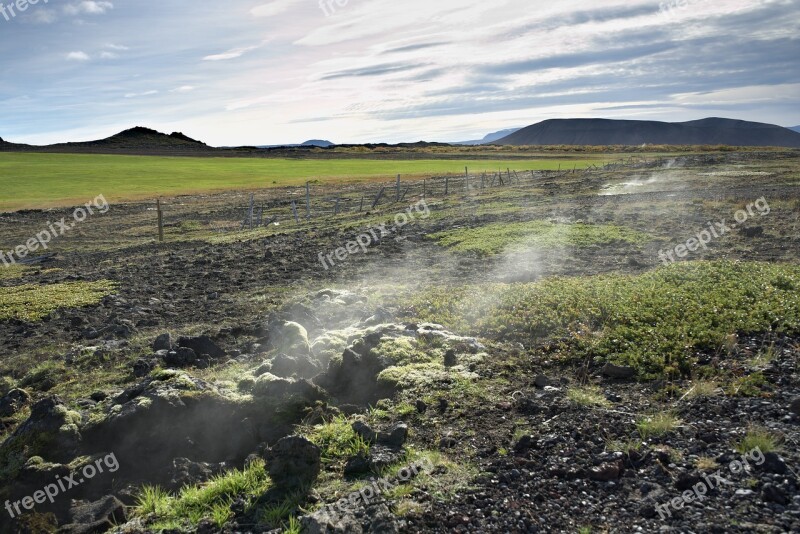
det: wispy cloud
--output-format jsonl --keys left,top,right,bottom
{"left": 202, "top": 45, "right": 260, "bottom": 61}
{"left": 30, "top": 9, "right": 58, "bottom": 24}
{"left": 124, "top": 90, "right": 159, "bottom": 99}
{"left": 170, "top": 86, "right": 196, "bottom": 93}
{"left": 64, "top": 1, "right": 114, "bottom": 16}
{"left": 250, "top": 0, "right": 304, "bottom": 18}
{"left": 65, "top": 51, "right": 90, "bottom": 61}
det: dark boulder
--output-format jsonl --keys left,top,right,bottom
{"left": 177, "top": 335, "right": 226, "bottom": 359}
{"left": 266, "top": 435, "right": 321, "bottom": 490}
{"left": 153, "top": 333, "right": 172, "bottom": 352}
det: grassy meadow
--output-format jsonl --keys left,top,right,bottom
{"left": 0, "top": 153, "right": 604, "bottom": 211}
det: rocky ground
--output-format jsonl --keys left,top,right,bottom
{"left": 1, "top": 151, "right": 799, "bottom": 533}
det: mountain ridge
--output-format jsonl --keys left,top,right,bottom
{"left": 495, "top": 117, "right": 800, "bottom": 147}
{"left": 454, "top": 128, "right": 522, "bottom": 145}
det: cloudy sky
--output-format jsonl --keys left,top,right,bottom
{"left": 0, "top": 0, "right": 798, "bottom": 145}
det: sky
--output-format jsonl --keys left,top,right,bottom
{"left": 0, "top": 0, "right": 798, "bottom": 146}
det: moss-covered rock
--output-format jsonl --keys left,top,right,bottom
{"left": 270, "top": 321, "right": 312, "bottom": 356}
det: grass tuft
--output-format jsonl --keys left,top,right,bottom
{"left": 567, "top": 385, "right": 610, "bottom": 407}
{"left": 736, "top": 427, "right": 781, "bottom": 454}
{"left": 637, "top": 412, "right": 681, "bottom": 440}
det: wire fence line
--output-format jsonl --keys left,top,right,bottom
{"left": 153, "top": 155, "right": 676, "bottom": 239}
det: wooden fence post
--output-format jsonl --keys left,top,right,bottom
{"left": 371, "top": 186, "right": 386, "bottom": 209}
{"left": 291, "top": 200, "right": 300, "bottom": 224}
{"left": 305, "top": 182, "right": 311, "bottom": 219}
{"left": 157, "top": 199, "right": 164, "bottom": 242}
{"left": 396, "top": 174, "right": 401, "bottom": 202}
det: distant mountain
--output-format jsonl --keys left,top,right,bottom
{"left": 301, "top": 139, "right": 334, "bottom": 147}
{"left": 454, "top": 128, "right": 522, "bottom": 145}
{"left": 81, "top": 127, "right": 207, "bottom": 148}
{"left": 254, "top": 140, "right": 334, "bottom": 148}
{"left": 495, "top": 118, "right": 800, "bottom": 147}
{"left": 790, "top": 126, "right": 800, "bottom": 134}
{"left": 0, "top": 126, "right": 209, "bottom": 154}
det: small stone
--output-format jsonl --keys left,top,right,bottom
{"left": 440, "top": 437, "right": 458, "bottom": 449}
{"left": 589, "top": 461, "right": 622, "bottom": 481}
{"left": 153, "top": 333, "right": 172, "bottom": 352}
{"left": 382, "top": 423, "right": 408, "bottom": 448}
{"left": 444, "top": 349, "right": 457, "bottom": 368}
{"left": 164, "top": 347, "right": 197, "bottom": 368}
{"left": 514, "top": 435, "right": 534, "bottom": 453}
{"left": 762, "top": 483, "right": 789, "bottom": 505}
{"left": 132, "top": 359, "right": 155, "bottom": 378}
{"left": 352, "top": 421, "right": 378, "bottom": 443}
{"left": 676, "top": 472, "right": 702, "bottom": 491}
{"left": 415, "top": 400, "right": 428, "bottom": 413}
{"left": 178, "top": 335, "right": 226, "bottom": 359}
{"left": 534, "top": 375, "right": 550, "bottom": 388}
{"left": 790, "top": 398, "right": 800, "bottom": 417}
{"left": 343, "top": 453, "right": 371, "bottom": 475}
{"left": 601, "top": 363, "right": 636, "bottom": 379}
{"left": 759, "top": 452, "right": 788, "bottom": 474}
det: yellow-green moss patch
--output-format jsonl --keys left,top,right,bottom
{"left": 0, "top": 280, "right": 117, "bottom": 322}
{"left": 429, "top": 220, "right": 649, "bottom": 256}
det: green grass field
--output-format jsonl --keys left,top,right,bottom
{"left": 0, "top": 153, "right": 603, "bottom": 211}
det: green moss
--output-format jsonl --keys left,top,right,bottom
{"left": 0, "top": 264, "right": 26, "bottom": 281}
{"left": 429, "top": 220, "right": 649, "bottom": 256}
{"left": 0, "top": 280, "right": 116, "bottom": 322}
{"left": 0, "top": 406, "right": 80, "bottom": 481}
{"left": 378, "top": 363, "right": 452, "bottom": 389}
{"left": 370, "top": 337, "right": 439, "bottom": 366}
{"left": 409, "top": 261, "right": 800, "bottom": 378}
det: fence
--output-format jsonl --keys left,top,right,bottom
{"left": 153, "top": 155, "right": 677, "bottom": 239}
